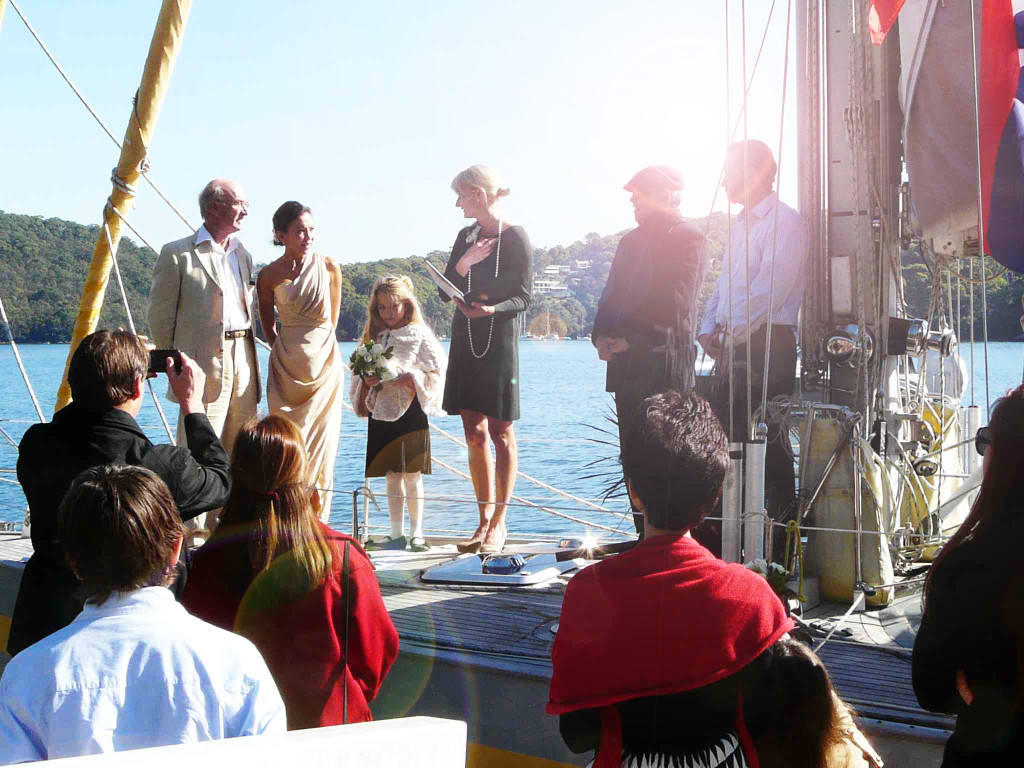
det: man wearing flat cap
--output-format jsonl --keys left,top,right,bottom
{"left": 592, "top": 165, "right": 706, "bottom": 536}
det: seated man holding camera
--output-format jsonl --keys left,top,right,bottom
{"left": 8, "top": 329, "right": 231, "bottom": 656}
{"left": 0, "top": 465, "right": 284, "bottom": 760}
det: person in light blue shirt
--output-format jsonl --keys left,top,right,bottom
{"left": 697, "top": 140, "right": 808, "bottom": 557}
{"left": 0, "top": 465, "right": 286, "bottom": 763}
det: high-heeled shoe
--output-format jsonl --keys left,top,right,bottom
{"left": 479, "top": 526, "right": 507, "bottom": 554}
{"left": 456, "top": 524, "right": 487, "bottom": 554}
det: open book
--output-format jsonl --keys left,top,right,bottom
{"left": 423, "top": 258, "right": 464, "bottom": 302}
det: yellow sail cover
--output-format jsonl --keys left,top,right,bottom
{"left": 55, "top": 0, "right": 193, "bottom": 411}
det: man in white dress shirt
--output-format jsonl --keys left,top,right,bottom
{"left": 697, "top": 140, "right": 808, "bottom": 552}
{"left": 0, "top": 464, "right": 285, "bottom": 762}
{"left": 149, "top": 178, "right": 261, "bottom": 528}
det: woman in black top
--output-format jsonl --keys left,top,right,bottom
{"left": 439, "top": 165, "right": 531, "bottom": 554}
{"left": 913, "top": 386, "right": 1024, "bottom": 766}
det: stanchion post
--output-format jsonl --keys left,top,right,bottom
{"left": 965, "top": 405, "right": 981, "bottom": 475}
{"left": 722, "top": 443, "right": 744, "bottom": 562}
{"left": 362, "top": 480, "right": 371, "bottom": 544}
{"left": 743, "top": 439, "right": 767, "bottom": 562}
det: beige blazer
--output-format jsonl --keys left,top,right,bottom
{"left": 148, "top": 232, "right": 262, "bottom": 404}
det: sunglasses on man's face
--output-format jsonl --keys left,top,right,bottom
{"left": 975, "top": 426, "right": 992, "bottom": 456}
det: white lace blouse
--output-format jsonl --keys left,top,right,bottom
{"left": 348, "top": 323, "right": 447, "bottom": 422}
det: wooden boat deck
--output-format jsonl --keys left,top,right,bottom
{"left": 369, "top": 549, "right": 950, "bottom": 729}
{"left": 0, "top": 534, "right": 952, "bottom": 766}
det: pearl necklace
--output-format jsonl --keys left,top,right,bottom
{"left": 466, "top": 215, "right": 501, "bottom": 359}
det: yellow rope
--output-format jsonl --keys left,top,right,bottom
{"left": 54, "top": 0, "right": 194, "bottom": 411}
{"left": 783, "top": 519, "right": 807, "bottom": 602}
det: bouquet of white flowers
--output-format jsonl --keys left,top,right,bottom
{"left": 349, "top": 340, "right": 396, "bottom": 391}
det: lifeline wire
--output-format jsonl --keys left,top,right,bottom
{"left": 7, "top": 0, "right": 196, "bottom": 233}
{"left": 760, "top": 0, "right": 793, "bottom": 426}
{"left": 101, "top": 217, "right": 175, "bottom": 443}
{"left": 968, "top": 0, "right": 991, "bottom": 412}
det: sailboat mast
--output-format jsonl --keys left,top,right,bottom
{"left": 54, "top": 0, "right": 193, "bottom": 411}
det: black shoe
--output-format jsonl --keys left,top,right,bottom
{"left": 380, "top": 535, "right": 408, "bottom": 551}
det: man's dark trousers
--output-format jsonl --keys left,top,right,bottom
{"left": 711, "top": 324, "right": 797, "bottom": 559}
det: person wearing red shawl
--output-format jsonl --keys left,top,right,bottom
{"left": 547, "top": 391, "right": 793, "bottom": 768}
{"left": 182, "top": 415, "right": 399, "bottom": 728}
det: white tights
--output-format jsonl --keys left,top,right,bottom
{"left": 385, "top": 471, "right": 424, "bottom": 539}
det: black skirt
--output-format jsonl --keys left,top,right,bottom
{"left": 365, "top": 395, "right": 432, "bottom": 476}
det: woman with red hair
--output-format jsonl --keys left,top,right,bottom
{"left": 183, "top": 415, "right": 398, "bottom": 728}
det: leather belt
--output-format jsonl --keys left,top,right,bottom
{"left": 224, "top": 328, "right": 251, "bottom": 340}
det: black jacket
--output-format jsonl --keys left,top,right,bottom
{"left": 592, "top": 210, "right": 705, "bottom": 394}
{"left": 8, "top": 403, "right": 231, "bottom": 655}
{"left": 913, "top": 527, "right": 1024, "bottom": 766}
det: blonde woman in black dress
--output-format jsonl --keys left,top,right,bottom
{"left": 439, "top": 165, "right": 532, "bottom": 553}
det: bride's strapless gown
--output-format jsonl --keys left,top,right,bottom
{"left": 268, "top": 253, "right": 343, "bottom": 520}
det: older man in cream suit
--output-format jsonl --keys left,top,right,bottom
{"left": 149, "top": 179, "right": 261, "bottom": 528}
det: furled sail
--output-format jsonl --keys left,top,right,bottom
{"left": 898, "top": 0, "right": 1024, "bottom": 272}
{"left": 54, "top": 0, "right": 193, "bottom": 410}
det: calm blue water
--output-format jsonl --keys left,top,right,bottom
{"left": 0, "top": 340, "right": 634, "bottom": 540}
{"left": 3, "top": 341, "right": 1022, "bottom": 540}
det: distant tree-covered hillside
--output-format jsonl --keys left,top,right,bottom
{"left": 7, "top": 209, "right": 1017, "bottom": 346}
{"left": 0, "top": 210, "right": 731, "bottom": 343}
{"left": 901, "top": 247, "right": 1024, "bottom": 341}
{"left": 0, "top": 212, "right": 154, "bottom": 343}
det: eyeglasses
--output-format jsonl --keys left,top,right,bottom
{"left": 975, "top": 426, "right": 992, "bottom": 456}
{"left": 222, "top": 199, "right": 249, "bottom": 212}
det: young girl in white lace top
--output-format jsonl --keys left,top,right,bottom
{"left": 349, "top": 276, "right": 447, "bottom": 551}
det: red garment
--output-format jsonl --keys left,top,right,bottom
{"left": 978, "top": 0, "right": 1019, "bottom": 256}
{"left": 547, "top": 534, "right": 793, "bottom": 768}
{"left": 182, "top": 522, "right": 399, "bottom": 729}
{"left": 868, "top": 0, "right": 906, "bottom": 45}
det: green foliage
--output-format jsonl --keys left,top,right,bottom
{"left": 901, "top": 248, "right": 1024, "bottom": 341}
{"left": 0, "top": 211, "right": 732, "bottom": 344}
{"left": 0, "top": 212, "right": 155, "bottom": 343}
{"left": 329, "top": 217, "right": 732, "bottom": 340}
{"left": 20, "top": 210, "right": 1023, "bottom": 347}
{"left": 333, "top": 251, "right": 456, "bottom": 340}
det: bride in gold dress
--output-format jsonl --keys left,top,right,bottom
{"left": 256, "top": 201, "right": 343, "bottom": 519}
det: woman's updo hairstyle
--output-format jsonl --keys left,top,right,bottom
{"left": 272, "top": 201, "right": 312, "bottom": 247}
{"left": 450, "top": 165, "right": 511, "bottom": 201}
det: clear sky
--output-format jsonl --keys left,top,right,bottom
{"left": 0, "top": 0, "right": 795, "bottom": 265}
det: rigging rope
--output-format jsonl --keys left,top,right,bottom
{"left": 783, "top": 519, "right": 806, "bottom": 601}
{"left": 693, "top": 0, "right": 789, "bottom": 442}
{"left": 6, "top": 0, "right": 196, "bottom": 233}
{"left": 427, "top": 455, "right": 627, "bottom": 535}
{"left": 425, "top": 419, "right": 625, "bottom": 516}
{"left": 741, "top": 0, "right": 754, "bottom": 440}
{"left": 724, "top": 0, "right": 736, "bottom": 440}
{"left": 0, "top": 294, "right": 45, "bottom": 423}
{"left": 347, "top": 490, "right": 630, "bottom": 517}
{"left": 0, "top": 425, "right": 18, "bottom": 450}
{"left": 336, "top": 364, "right": 630, "bottom": 520}
{"left": 101, "top": 215, "right": 175, "bottom": 442}
{"left": 968, "top": 0, "right": 991, "bottom": 413}
{"left": 846, "top": 5, "right": 871, "bottom": 421}
{"left": 759, "top": 0, "right": 792, "bottom": 430}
